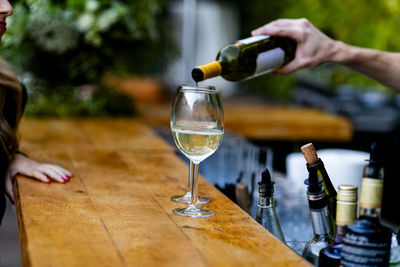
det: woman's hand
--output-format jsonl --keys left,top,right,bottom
{"left": 5, "top": 153, "right": 72, "bottom": 203}
{"left": 252, "top": 18, "right": 340, "bottom": 74}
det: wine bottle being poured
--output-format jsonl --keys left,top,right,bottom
{"left": 192, "top": 35, "right": 296, "bottom": 83}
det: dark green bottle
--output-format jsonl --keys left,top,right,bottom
{"left": 301, "top": 143, "right": 337, "bottom": 236}
{"left": 192, "top": 35, "right": 296, "bottom": 82}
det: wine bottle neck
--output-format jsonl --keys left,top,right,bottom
{"left": 192, "top": 61, "right": 222, "bottom": 82}
{"left": 359, "top": 177, "right": 383, "bottom": 217}
{"left": 306, "top": 161, "right": 337, "bottom": 198}
{"left": 359, "top": 207, "right": 381, "bottom": 218}
{"left": 336, "top": 225, "right": 346, "bottom": 235}
{"left": 336, "top": 184, "right": 358, "bottom": 227}
{"left": 310, "top": 206, "right": 332, "bottom": 236}
{"left": 257, "top": 195, "right": 275, "bottom": 208}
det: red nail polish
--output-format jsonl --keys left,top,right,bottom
{"left": 11, "top": 199, "right": 15, "bottom": 205}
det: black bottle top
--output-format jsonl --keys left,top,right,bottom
{"left": 258, "top": 168, "right": 274, "bottom": 197}
{"left": 364, "top": 142, "right": 383, "bottom": 178}
{"left": 370, "top": 142, "right": 377, "bottom": 160}
{"left": 305, "top": 168, "right": 323, "bottom": 195}
{"left": 304, "top": 168, "right": 326, "bottom": 210}
{"left": 318, "top": 244, "right": 341, "bottom": 267}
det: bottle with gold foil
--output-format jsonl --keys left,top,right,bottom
{"left": 318, "top": 185, "right": 358, "bottom": 267}
{"left": 301, "top": 143, "right": 337, "bottom": 236}
{"left": 341, "top": 143, "right": 392, "bottom": 266}
{"left": 191, "top": 35, "right": 296, "bottom": 82}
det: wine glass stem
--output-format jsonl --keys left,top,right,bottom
{"left": 187, "top": 161, "right": 194, "bottom": 190}
{"left": 190, "top": 162, "right": 200, "bottom": 206}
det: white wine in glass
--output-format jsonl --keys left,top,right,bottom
{"left": 172, "top": 125, "right": 223, "bottom": 162}
{"left": 170, "top": 85, "right": 224, "bottom": 217}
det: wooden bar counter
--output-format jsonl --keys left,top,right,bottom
{"left": 15, "top": 118, "right": 310, "bottom": 267}
{"left": 138, "top": 103, "right": 353, "bottom": 142}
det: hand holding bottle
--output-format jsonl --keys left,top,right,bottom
{"left": 252, "top": 18, "right": 400, "bottom": 91}
{"left": 251, "top": 18, "right": 338, "bottom": 75}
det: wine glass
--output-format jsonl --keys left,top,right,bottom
{"left": 171, "top": 84, "right": 219, "bottom": 204}
{"left": 170, "top": 84, "right": 215, "bottom": 205}
{"left": 170, "top": 85, "right": 224, "bottom": 217}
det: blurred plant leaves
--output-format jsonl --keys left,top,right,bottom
{"left": 2, "top": 0, "right": 173, "bottom": 83}
{"left": 1, "top": 0, "right": 174, "bottom": 117}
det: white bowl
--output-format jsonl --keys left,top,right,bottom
{"left": 286, "top": 149, "right": 369, "bottom": 197}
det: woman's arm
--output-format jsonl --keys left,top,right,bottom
{"left": 252, "top": 18, "right": 400, "bottom": 91}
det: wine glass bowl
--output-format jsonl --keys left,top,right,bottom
{"left": 170, "top": 85, "right": 224, "bottom": 217}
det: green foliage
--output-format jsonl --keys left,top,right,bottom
{"left": 1, "top": 0, "right": 173, "bottom": 116}
{"left": 24, "top": 84, "right": 136, "bottom": 117}
{"left": 3, "top": 0, "right": 173, "bottom": 82}
{"left": 234, "top": 0, "right": 400, "bottom": 99}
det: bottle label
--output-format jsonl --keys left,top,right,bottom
{"left": 255, "top": 48, "right": 285, "bottom": 74}
{"left": 342, "top": 221, "right": 391, "bottom": 266}
{"left": 237, "top": 35, "right": 269, "bottom": 44}
{"left": 360, "top": 178, "right": 383, "bottom": 209}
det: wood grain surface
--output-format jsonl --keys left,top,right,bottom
{"left": 15, "top": 118, "right": 310, "bottom": 267}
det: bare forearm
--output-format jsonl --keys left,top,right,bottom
{"left": 253, "top": 19, "right": 400, "bottom": 91}
{"left": 331, "top": 41, "right": 400, "bottom": 91}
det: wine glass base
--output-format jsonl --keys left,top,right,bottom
{"left": 170, "top": 192, "right": 210, "bottom": 204}
{"left": 172, "top": 205, "right": 214, "bottom": 218}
